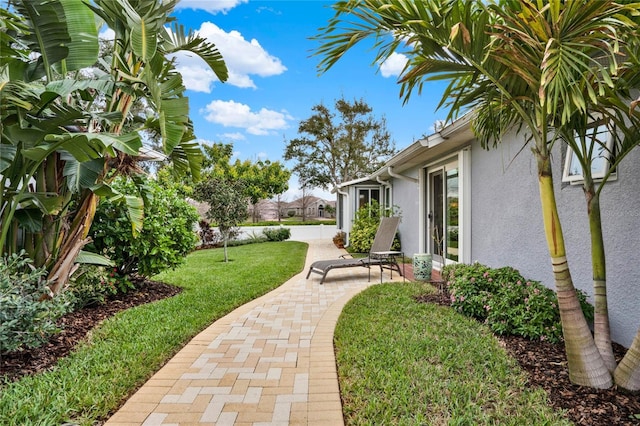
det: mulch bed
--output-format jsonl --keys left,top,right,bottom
{"left": 0, "top": 279, "right": 181, "bottom": 383}
{"left": 415, "top": 291, "right": 640, "bottom": 426}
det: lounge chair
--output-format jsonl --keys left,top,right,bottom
{"left": 306, "top": 216, "right": 402, "bottom": 284}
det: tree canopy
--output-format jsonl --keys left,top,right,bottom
{"left": 284, "top": 97, "right": 396, "bottom": 191}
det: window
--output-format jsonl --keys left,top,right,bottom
{"left": 358, "top": 187, "right": 380, "bottom": 209}
{"left": 562, "top": 123, "right": 615, "bottom": 184}
{"left": 384, "top": 186, "right": 392, "bottom": 214}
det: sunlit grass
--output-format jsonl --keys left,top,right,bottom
{"left": 335, "top": 282, "right": 571, "bottom": 425}
{"left": 0, "top": 242, "right": 307, "bottom": 426}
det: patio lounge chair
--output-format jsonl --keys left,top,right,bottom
{"left": 306, "top": 216, "right": 402, "bottom": 284}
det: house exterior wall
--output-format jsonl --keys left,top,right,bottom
{"left": 389, "top": 169, "right": 421, "bottom": 257}
{"left": 335, "top": 125, "right": 639, "bottom": 347}
{"left": 470, "top": 132, "right": 640, "bottom": 348}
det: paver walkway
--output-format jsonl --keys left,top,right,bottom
{"left": 106, "top": 240, "right": 404, "bottom": 426}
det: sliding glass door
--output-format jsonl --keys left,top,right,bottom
{"left": 427, "top": 159, "right": 459, "bottom": 264}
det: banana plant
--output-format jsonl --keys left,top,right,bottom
{"left": 1, "top": 0, "right": 228, "bottom": 293}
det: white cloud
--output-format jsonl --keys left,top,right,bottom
{"left": 172, "top": 22, "right": 286, "bottom": 92}
{"left": 219, "top": 132, "right": 246, "bottom": 141}
{"left": 175, "top": 61, "right": 217, "bottom": 93}
{"left": 175, "top": 0, "right": 248, "bottom": 14}
{"left": 198, "top": 22, "right": 287, "bottom": 88}
{"left": 379, "top": 52, "right": 408, "bottom": 78}
{"left": 257, "top": 152, "right": 268, "bottom": 159}
{"left": 99, "top": 28, "right": 115, "bottom": 41}
{"left": 201, "top": 100, "right": 293, "bottom": 135}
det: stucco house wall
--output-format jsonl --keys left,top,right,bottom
{"left": 463, "top": 132, "right": 639, "bottom": 348}
{"left": 388, "top": 168, "right": 421, "bottom": 257}
{"left": 337, "top": 120, "right": 639, "bottom": 347}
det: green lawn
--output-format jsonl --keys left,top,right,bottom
{"left": 335, "top": 282, "right": 570, "bottom": 425}
{"left": 1, "top": 242, "right": 568, "bottom": 425}
{"left": 0, "top": 242, "right": 307, "bottom": 426}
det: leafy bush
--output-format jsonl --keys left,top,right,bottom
{"left": 442, "top": 263, "right": 593, "bottom": 343}
{"left": 262, "top": 227, "right": 291, "bottom": 241}
{"left": 348, "top": 201, "right": 400, "bottom": 253}
{"left": 66, "top": 265, "right": 129, "bottom": 309}
{"left": 198, "top": 220, "right": 220, "bottom": 246}
{"left": 90, "top": 176, "right": 199, "bottom": 279}
{"left": 0, "top": 252, "right": 70, "bottom": 354}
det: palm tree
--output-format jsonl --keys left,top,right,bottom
{"left": 1, "top": 0, "right": 228, "bottom": 292}
{"left": 314, "top": 0, "right": 640, "bottom": 390}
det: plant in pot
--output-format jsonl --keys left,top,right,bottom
{"left": 332, "top": 231, "right": 346, "bottom": 249}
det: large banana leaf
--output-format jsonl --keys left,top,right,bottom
{"left": 170, "top": 138, "right": 203, "bottom": 179}
{"left": 0, "top": 145, "right": 17, "bottom": 173}
{"left": 161, "top": 23, "right": 229, "bottom": 82}
{"left": 58, "top": 0, "right": 99, "bottom": 72}
{"left": 91, "top": 183, "right": 144, "bottom": 236}
{"left": 12, "top": 0, "right": 70, "bottom": 81}
{"left": 76, "top": 250, "right": 115, "bottom": 266}
{"left": 61, "top": 153, "right": 104, "bottom": 193}
{"left": 14, "top": 191, "right": 66, "bottom": 215}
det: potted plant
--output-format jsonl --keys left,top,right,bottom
{"left": 332, "top": 231, "right": 346, "bottom": 249}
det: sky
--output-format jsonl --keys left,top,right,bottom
{"left": 164, "top": 0, "right": 448, "bottom": 199}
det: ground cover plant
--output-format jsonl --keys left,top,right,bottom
{"left": 335, "top": 282, "right": 571, "bottom": 425}
{"left": 0, "top": 242, "right": 307, "bottom": 425}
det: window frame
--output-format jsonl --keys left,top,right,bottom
{"left": 562, "top": 123, "right": 616, "bottom": 184}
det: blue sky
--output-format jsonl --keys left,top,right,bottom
{"left": 165, "top": 1, "right": 448, "bottom": 198}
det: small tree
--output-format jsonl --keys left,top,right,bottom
{"left": 194, "top": 178, "right": 249, "bottom": 262}
{"left": 284, "top": 97, "right": 397, "bottom": 192}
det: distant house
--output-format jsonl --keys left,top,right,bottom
{"left": 249, "top": 199, "right": 279, "bottom": 222}
{"left": 285, "top": 196, "right": 336, "bottom": 219}
{"left": 336, "top": 114, "right": 640, "bottom": 348}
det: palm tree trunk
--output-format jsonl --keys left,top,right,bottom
{"left": 614, "top": 331, "right": 640, "bottom": 391}
{"left": 585, "top": 188, "right": 617, "bottom": 372}
{"left": 537, "top": 157, "right": 612, "bottom": 388}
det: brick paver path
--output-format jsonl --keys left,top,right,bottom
{"left": 106, "top": 240, "right": 403, "bottom": 426}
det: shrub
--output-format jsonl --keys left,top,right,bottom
{"left": 348, "top": 201, "right": 400, "bottom": 253}
{"left": 443, "top": 262, "right": 593, "bottom": 343}
{"left": 262, "top": 227, "right": 291, "bottom": 241}
{"left": 90, "top": 176, "right": 199, "bottom": 279}
{"left": 0, "top": 252, "right": 70, "bottom": 354}
{"left": 66, "top": 265, "right": 132, "bottom": 309}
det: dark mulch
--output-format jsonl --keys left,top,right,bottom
{"left": 415, "top": 291, "right": 640, "bottom": 426}
{"left": 0, "top": 279, "right": 181, "bottom": 383}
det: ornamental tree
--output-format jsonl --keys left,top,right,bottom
{"left": 193, "top": 177, "right": 249, "bottom": 262}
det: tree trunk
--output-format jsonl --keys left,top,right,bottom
{"left": 537, "top": 161, "right": 612, "bottom": 388}
{"left": 47, "top": 192, "right": 98, "bottom": 294}
{"left": 585, "top": 189, "right": 617, "bottom": 372}
{"left": 614, "top": 330, "right": 640, "bottom": 391}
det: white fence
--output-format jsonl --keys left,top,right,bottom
{"left": 237, "top": 224, "right": 338, "bottom": 242}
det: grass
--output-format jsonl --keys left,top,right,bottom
{"left": 0, "top": 241, "right": 307, "bottom": 426}
{"left": 335, "top": 282, "right": 571, "bottom": 426}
